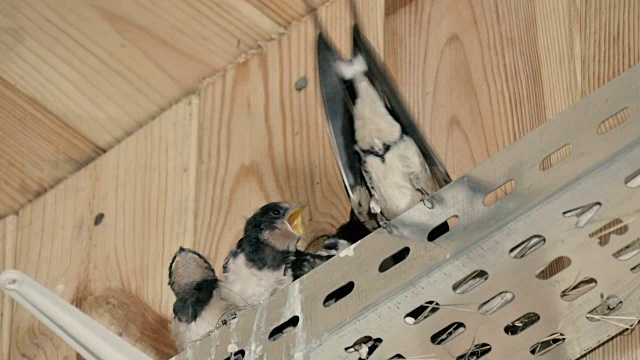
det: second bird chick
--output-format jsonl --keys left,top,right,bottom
{"left": 222, "top": 202, "right": 307, "bottom": 306}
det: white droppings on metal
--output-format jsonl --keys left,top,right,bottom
{"left": 227, "top": 343, "right": 238, "bottom": 354}
{"left": 339, "top": 242, "right": 358, "bottom": 257}
{"left": 285, "top": 281, "right": 306, "bottom": 356}
{"left": 249, "top": 297, "right": 268, "bottom": 358}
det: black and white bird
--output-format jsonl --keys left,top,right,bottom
{"left": 335, "top": 54, "right": 441, "bottom": 228}
{"left": 222, "top": 202, "right": 332, "bottom": 305}
{"left": 168, "top": 247, "right": 239, "bottom": 352}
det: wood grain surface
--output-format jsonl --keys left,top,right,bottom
{"left": 194, "top": 0, "right": 385, "bottom": 272}
{"left": 8, "top": 97, "right": 198, "bottom": 359}
{"left": 3, "top": 0, "right": 640, "bottom": 359}
{"left": 0, "top": 0, "right": 282, "bottom": 149}
{"left": 0, "top": 215, "right": 17, "bottom": 360}
{"left": 384, "top": 0, "right": 640, "bottom": 358}
{"left": 0, "top": 78, "right": 103, "bottom": 218}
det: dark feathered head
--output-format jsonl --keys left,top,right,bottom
{"left": 168, "top": 247, "right": 218, "bottom": 323}
{"left": 243, "top": 202, "right": 305, "bottom": 251}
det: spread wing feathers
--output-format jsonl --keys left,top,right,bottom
{"left": 316, "top": 24, "right": 450, "bottom": 228}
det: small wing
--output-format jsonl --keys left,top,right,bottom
{"left": 317, "top": 32, "right": 367, "bottom": 199}
{"left": 352, "top": 25, "right": 452, "bottom": 189}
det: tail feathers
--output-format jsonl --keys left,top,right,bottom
{"left": 80, "top": 288, "right": 178, "bottom": 360}
{"left": 335, "top": 54, "right": 368, "bottom": 80}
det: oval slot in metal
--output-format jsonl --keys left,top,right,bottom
{"left": 478, "top": 291, "right": 514, "bottom": 315}
{"left": 483, "top": 180, "right": 516, "bottom": 207}
{"left": 504, "top": 312, "right": 540, "bottom": 336}
{"left": 561, "top": 277, "right": 597, "bottom": 301}
{"left": 456, "top": 343, "right": 492, "bottom": 360}
{"left": 268, "top": 315, "right": 299, "bottom": 341}
{"left": 626, "top": 169, "right": 640, "bottom": 188}
{"left": 540, "top": 144, "right": 572, "bottom": 171}
{"left": 529, "top": 333, "right": 566, "bottom": 356}
{"left": 323, "top": 281, "right": 355, "bottom": 307}
{"left": 223, "top": 349, "right": 245, "bottom": 360}
{"left": 509, "top": 235, "right": 545, "bottom": 258}
{"left": 428, "top": 216, "right": 459, "bottom": 242}
{"left": 613, "top": 238, "right": 640, "bottom": 261}
{"left": 379, "top": 247, "right": 410, "bottom": 273}
{"left": 404, "top": 301, "right": 439, "bottom": 325}
{"left": 344, "top": 336, "right": 383, "bottom": 358}
{"left": 597, "top": 108, "right": 630, "bottom": 135}
{"left": 430, "top": 322, "right": 466, "bottom": 345}
{"left": 535, "top": 256, "right": 571, "bottom": 280}
{"left": 452, "top": 270, "right": 489, "bottom": 294}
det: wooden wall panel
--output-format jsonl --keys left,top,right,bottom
{"left": 0, "top": 215, "right": 17, "bottom": 360}
{"left": 0, "top": 78, "right": 103, "bottom": 218}
{"left": 8, "top": 96, "right": 198, "bottom": 359}
{"left": 0, "top": 0, "right": 281, "bottom": 149}
{"left": 385, "top": 0, "right": 640, "bottom": 358}
{"left": 384, "top": 0, "right": 583, "bottom": 180}
{"left": 194, "top": 0, "right": 385, "bottom": 271}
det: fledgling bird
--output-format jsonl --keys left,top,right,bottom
{"left": 335, "top": 54, "right": 441, "bottom": 228}
{"left": 222, "top": 202, "right": 308, "bottom": 306}
{"left": 168, "top": 247, "right": 239, "bottom": 352}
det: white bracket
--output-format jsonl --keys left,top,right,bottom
{"left": 0, "top": 270, "right": 151, "bottom": 360}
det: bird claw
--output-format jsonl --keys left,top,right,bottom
{"left": 421, "top": 193, "right": 435, "bottom": 209}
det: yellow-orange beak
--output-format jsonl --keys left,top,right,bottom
{"left": 286, "top": 207, "right": 305, "bottom": 236}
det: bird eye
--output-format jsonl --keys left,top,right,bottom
{"left": 272, "top": 209, "right": 281, "bottom": 216}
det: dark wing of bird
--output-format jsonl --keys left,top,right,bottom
{"left": 317, "top": 31, "right": 368, "bottom": 200}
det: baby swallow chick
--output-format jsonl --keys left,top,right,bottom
{"left": 336, "top": 54, "right": 441, "bottom": 227}
{"left": 222, "top": 202, "right": 307, "bottom": 306}
{"left": 168, "top": 247, "right": 239, "bottom": 352}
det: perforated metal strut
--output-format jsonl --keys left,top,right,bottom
{"left": 174, "top": 66, "right": 640, "bottom": 360}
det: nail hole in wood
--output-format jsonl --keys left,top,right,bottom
{"left": 504, "top": 312, "right": 540, "bottom": 336}
{"left": 483, "top": 179, "right": 516, "bottom": 207}
{"left": 404, "top": 300, "right": 439, "bottom": 325}
{"left": 430, "top": 322, "right": 466, "bottom": 345}
{"left": 428, "top": 216, "right": 458, "bottom": 242}
{"left": 612, "top": 238, "right": 640, "bottom": 261}
{"left": 456, "top": 343, "right": 492, "bottom": 360}
{"left": 540, "top": 144, "right": 572, "bottom": 171}
{"left": 509, "top": 235, "right": 545, "bottom": 258}
{"left": 452, "top": 270, "right": 489, "bottom": 294}
{"left": 589, "top": 218, "right": 628, "bottom": 246}
{"left": 268, "top": 315, "right": 299, "bottom": 341}
{"left": 378, "top": 247, "right": 410, "bottom": 273}
{"left": 535, "top": 256, "right": 572, "bottom": 280}
{"left": 323, "top": 281, "right": 354, "bottom": 307}
{"left": 597, "top": 108, "right": 630, "bottom": 135}
{"left": 294, "top": 76, "right": 307, "bottom": 91}
{"left": 478, "top": 291, "right": 514, "bottom": 315}
{"left": 626, "top": 169, "right": 640, "bottom": 188}
{"left": 529, "top": 333, "right": 566, "bottom": 356}
{"left": 223, "top": 349, "right": 245, "bottom": 360}
{"left": 561, "top": 277, "right": 597, "bottom": 301}
{"left": 94, "top": 213, "right": 105, "bottom": 226}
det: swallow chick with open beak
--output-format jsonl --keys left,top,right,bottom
{"left": 168, "top": 247, "right": 239, "bottom": 352}
{"left": 222, "top": 202, "right": 307, "bottom": 306}
{"left": 336, "top": 54, "right": 441, "bottom": 228}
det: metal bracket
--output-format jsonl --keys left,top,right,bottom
{"left": 173, "top": 64, "right": 640, "bottom": 359}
